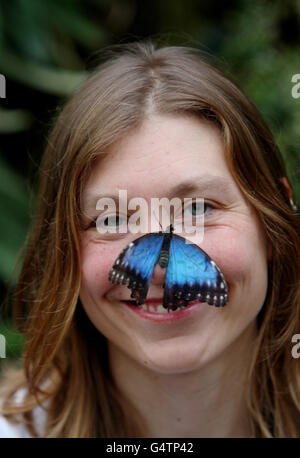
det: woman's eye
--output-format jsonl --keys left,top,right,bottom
{"left": 184, "top": 202, "right": 212, "bottom": 217}
{"left": 95, "top": 214, "right": 127, "bottom": 233}
{"left": 103, "top": 215, "right": 124, "bottom": 227}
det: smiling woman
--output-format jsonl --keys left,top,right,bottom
{"left": 0, "top": 41, "right": 300, "bottom": 438}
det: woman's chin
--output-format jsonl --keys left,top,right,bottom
{"left": 139, "top": 344, "right": 212, "bottom": 375}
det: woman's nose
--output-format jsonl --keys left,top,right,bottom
{"left": 150, "top": 264, "right": 167, "bottom": 285}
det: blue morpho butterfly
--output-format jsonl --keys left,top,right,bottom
{"left": 108, "top": 224, "right": 228, "bottom": 311}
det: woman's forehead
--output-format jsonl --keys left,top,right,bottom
{"left": 83, "top": 115, "right": 232, "bottom": 189}
{"left": 80, "top": 115, "right": 248, "bottom": 217}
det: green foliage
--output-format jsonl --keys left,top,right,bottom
{"left": 0, "top": 156, "right": 31, "bottom": 284}
{"left": 0, "top": 0, "right": 108, "bottom": 288}
{"left": 214, "top": 0, "right": 300, "bottom": 193}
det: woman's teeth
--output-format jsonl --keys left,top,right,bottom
{"left": 123, "top": 300, "right": 186, "bottom": 313}
{"left": 139, "top": 303, "right": 172, "bottom": 314}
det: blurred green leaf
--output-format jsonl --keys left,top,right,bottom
{"left": 0, "top": 156, "right": 31, "bottom": 283}
{"left": 0, "top": 107, "right": 32, "bottom": 133}
{"left": 48, "top": 1, "right": 106, "bottom": 48}
{"left": 0, "top": 45, "right": 87, "bottom": 96}
{"left": 0, "top": 0, "right": 107, "bottom": 67}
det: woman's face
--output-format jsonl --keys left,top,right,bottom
{"left": 79, "top": 114, "right": 269, "bottom": 374}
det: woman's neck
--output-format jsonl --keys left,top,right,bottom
{"left": 108, "top": 323, "right": 256, "bottom": 438}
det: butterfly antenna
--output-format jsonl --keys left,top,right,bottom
{"left": 152, "top": 211, "right": 163, "bottom": 232}
{"left": 152, "top": 208, "right": 174, "bottom": 233}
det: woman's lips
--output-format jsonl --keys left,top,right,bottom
{"left": 120, "top": 298, "right": 205, "bottom": 321}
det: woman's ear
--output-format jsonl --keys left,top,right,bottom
{"left": 280, "top": 177, "right": 297, "bottom": 211}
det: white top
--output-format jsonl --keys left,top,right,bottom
{"left": 0, "top": 389, "right": 48, "bottom": 438}
{"left": 0, "top": 415, "right": 33, "bottom": 438}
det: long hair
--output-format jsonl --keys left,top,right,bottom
{"left": 1, "top": 41, "right": 300, "bottom": 437}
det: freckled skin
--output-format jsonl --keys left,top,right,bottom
{"left": 80, "top": 114, "right": 269, "bottom": 374}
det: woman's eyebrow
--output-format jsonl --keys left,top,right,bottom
{"left": 164, "top": 175, "right": 236, "bottom": 199}
{"left": 82, "top": 175, "right": 236, "bottom": 212}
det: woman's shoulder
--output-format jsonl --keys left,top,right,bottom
{"left": 0, "top": 414, "right": 32, "bottom": 438}
{"left": 0, "top": 387, "right": 48, "bottom": 438}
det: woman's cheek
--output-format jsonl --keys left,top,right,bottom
{"left": 80, "top": 239, "right": 121, "bottom": 298}
{"left": 220, "top": 237, "right": 252, "bottom": 283}
{"left": 204, "top": 227, "right": 266, "bottom": 285}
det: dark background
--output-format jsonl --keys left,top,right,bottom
{"left": 0, "top": 0, "right": 299, "bottom": 361}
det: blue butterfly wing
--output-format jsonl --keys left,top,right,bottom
{"left": 163, "top": 234, "right": 228, "bottom": 308}
{"left": 109, "top": 233, "right": 164, "bottom": 305}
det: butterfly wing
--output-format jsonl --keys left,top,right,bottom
{"left": 163, "top": 234, "right": 228, "bottom": 309}
{"left": 109, "top": 233, "right": 164, "bottom": 305}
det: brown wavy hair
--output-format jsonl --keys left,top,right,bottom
{"left": 1, "top": 41, "right": 300, "bottom": 437}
